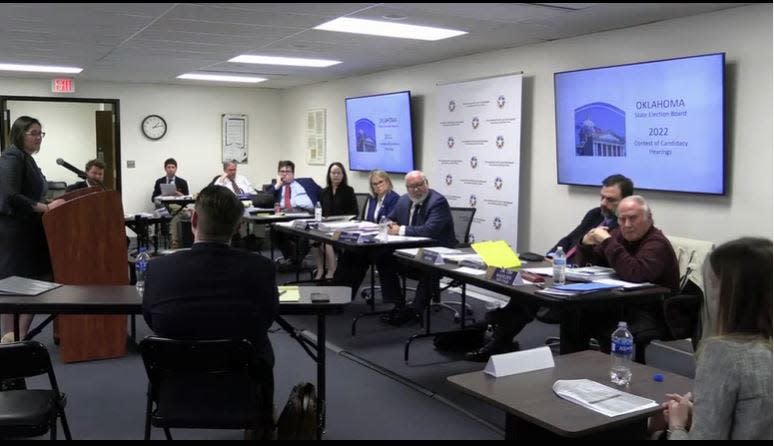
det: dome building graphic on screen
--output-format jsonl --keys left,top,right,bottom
{"left": 575, "top": 102, "right": 626, "bottom": 157}
{"left": 355, "top": 118, "right": 376, "bottom": 152}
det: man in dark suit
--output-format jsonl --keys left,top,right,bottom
{"left": 143, "top": 185, "right": 279, "bottom": 387}
{"left": 466, "top": 173, "right": 634, "bottom": 361}
{"left": 270, "top": 160, "right": 318, "bottom": 268}
{"left": 151, "top": 158, "right": 190, "bottom": 248}
{"left": 65, "top": 159, "right": 105, "bottom": 192}
{"left": 378, "top": 170, "right": 457, "bottom": 326}
{"left": 151, "top": 158, "right": 190, "bottom": 201}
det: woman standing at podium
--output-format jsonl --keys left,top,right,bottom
{"left": 0, "top": 116, "right": 66, "bottom": 342}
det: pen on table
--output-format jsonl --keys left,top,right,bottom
{"left": 587, "top": 394, "right": 621, "bottom": 404}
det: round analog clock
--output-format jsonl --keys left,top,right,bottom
{"left": 141, "top": 114, "right": 167, "bottom": 140}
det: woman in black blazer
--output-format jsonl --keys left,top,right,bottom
{"left": 314, "top": 162, "right": 359, "bottom": 280}
{"left": 0, "top": 116, "right": 66, "bottom": 342}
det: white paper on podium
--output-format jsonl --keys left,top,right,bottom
{"left": 484, "top": 345, "right": 555, "bottom": 378}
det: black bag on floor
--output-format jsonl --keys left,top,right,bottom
{"left": 277, "top": 382, "right": 317, "bottom": 440}
{"left": 433, "top": 323, "right": 487, "bottom": 352}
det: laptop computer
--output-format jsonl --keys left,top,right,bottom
{"left": 159, "top": 183, "right": 178, "bottom": 196}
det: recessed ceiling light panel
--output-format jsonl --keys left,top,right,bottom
{"left": 314, "top": 17, "right": 467, "bottom": 41}
{"left": 229, "top": 55, "right": 341, "bottom": 67}
{"left": 0, "top": 63, "right": 82, "bottom": 74}
{"left": 177, "top": 73, "right": 267, "bottom": 83}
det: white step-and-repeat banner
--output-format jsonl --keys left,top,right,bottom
{"left": 434, "top": 73, "right": 522, "bottom": 249}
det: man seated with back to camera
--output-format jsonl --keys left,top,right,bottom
{"left": 142, "top": 185, "right": 279, "bottom": 431}
{"left": 335, "top": 170, "right": 456, "bottom": 326}
{"left": 65, "top": 159, "right": 105, "bottom": 191}
{"left": 271, "top": 160, "right": 315, "bottom": 269}
{"left": 466, "top": 174, "right": 633, "bottom": 361}
{"left": 573, "top": 194, "right": 679, "bottom": 362}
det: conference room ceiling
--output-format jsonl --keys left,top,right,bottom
{"left": 0, "top": 3, "right": 745, "bottom": 89}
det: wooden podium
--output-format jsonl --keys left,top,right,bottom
{"left": 42, "top": 187, "right": 129, "bottom": 363}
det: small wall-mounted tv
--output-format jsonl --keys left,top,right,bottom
{"left": 554, "top": 53, "right": 725, "bottom": 195}
{"left": 345, "top": 90, "right": 415, "bottom": 174}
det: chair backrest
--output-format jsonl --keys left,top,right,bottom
{"left": 46, "top": 181, "right": 68, "bottom": 200}
{"left": 0, "top": 341, "right": 56, "bottom": 381}
{"left": 449, "top": 207, "right": 476, "bottom": 247}
{"left": 139, "top": 336, "right": 272, "bottom": 430}
{"left": 355, "top": 193, "right": 370, "bottom": 220}
{"left": 296, "top": 177, "right": 322, "bottom": 205}
{"left": 666, "top": 235, "right": 716, "bottom": 339}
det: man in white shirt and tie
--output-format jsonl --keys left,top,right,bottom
{"left": 271, "top": 160, "right": 315, "bottom": 269}
{"left": 213, "top": 160, "right": 257, "bottom": 197}
{"left": 151, "top": 158, "right": 191, "bottom": 249}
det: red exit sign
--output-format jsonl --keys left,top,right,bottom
{"left": 52, "top": 78, "right": 75, "bottom": 93}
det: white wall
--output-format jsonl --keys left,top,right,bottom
{"left": 8, "top": 101, "right": 102, "bottom": 184}
{"left": 0, "top": 4, "right": 769, "bottom": 250}
{"left": 279, "top": 4, "right": 773, "bottom": 251}
{"left": 0, "top": 81, "right": 282, "bottom": 214}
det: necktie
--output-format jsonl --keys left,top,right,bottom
{"left": 410, "top": 203, "right": 421, "bottom": 226}
{"left": 283, "top": 185, "right": 292, "bottom": 209}
{"left": 167, "top": 178, "right": 173, "bottom": 184}
{"left": 231, "top": 179, "right": 243, "bottom": 195}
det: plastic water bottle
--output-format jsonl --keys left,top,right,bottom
{"left": 553, "top": 246, "right": 566, "bottom": 285}
{"left": 314, "top": 201, "right": 322, "bottom": 221}
{"left": 135, "top": 247, "right": 151, "bottom": 297}
{"left": 610, "top": 321, "right": 634, "bottom": 386}
{"left": 378, "top": 216, "right": 389, "bottom": 241}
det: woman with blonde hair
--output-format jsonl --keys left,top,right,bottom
{"left": 363, "top": 169, "right": 399, "bottom": 223}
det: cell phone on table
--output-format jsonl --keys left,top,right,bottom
{"left": 311, "top": 292, "right": 330, "bottom": 303}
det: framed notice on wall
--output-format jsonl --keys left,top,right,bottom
{"left": 306, "top": 109, "right": 326, "bottom": 165}
{"left": 222, "top": 114, "right": 248, "bottom": 163}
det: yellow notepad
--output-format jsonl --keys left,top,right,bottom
{"left": 471, "top": 240, "right": 522, "bottom": 270}
{"left": 278, "top": 285, "right": 301, "bottom": 302}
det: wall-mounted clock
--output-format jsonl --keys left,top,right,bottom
{"left": 141, "top": 114, "right": 167, "bottom": 140}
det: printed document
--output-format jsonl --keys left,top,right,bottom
{"left": 553, "top": 379, "right": 657, "bottom": 417}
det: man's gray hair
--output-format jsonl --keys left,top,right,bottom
{"left": 621, "top": 195, "right": 652, "bottom": 219}
{"left": 405, "top": 170, "right": 428, "bottom": 184}
{"left": 222, "top": 159, "right": 237, "bottom": 171}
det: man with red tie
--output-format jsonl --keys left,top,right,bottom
{"left": 466, "top": 174, "right": 633, "bottom": 361}
{"left": 271, "top": 160, "right": 315, "bottom": 269}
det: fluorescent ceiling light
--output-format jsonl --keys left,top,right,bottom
{"left": 177, "top": 73, "right": 267, "bottom": 83}
{"left": 229, "top": 55, "right": 341, "bottom": 68}
{"left": 314, "top": 17, "right": 467, "bottom": 41}
{"left": 0, "top": 63, "right": 82, "bottom": 74}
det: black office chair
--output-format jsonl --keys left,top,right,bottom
{"left": 0, "top": 341, "right": 72, "bottom": 440}
{"left": 354, "top": 193, "right": 370, "bottom": 220}
{"left": 139, "top": 336, "right": 274, "bottom": 440}
{"left": 429, "top": 207, "right": 477, "bottom": 321}
{"left": 46, "top": 181, "right": 68, "bottom": 200}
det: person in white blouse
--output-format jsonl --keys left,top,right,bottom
{"left": 213, "top": 160, "right": 256, "bottom": 196}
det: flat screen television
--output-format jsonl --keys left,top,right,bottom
{"left": 345, "top": 90, "right": 415, "bottom": 174}
{"left": 554, "top": 53, "right": 725, "bottom": 195}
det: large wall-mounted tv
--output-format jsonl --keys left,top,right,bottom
{"left": 554, "top": 53, "right": 725, "bottom": 195}
{"left": 345, "top": 90, "right": 415, "bottom": 174}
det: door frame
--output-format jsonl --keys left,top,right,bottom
{"left": 1, "top": 96, "right": 122, "bottom": 192}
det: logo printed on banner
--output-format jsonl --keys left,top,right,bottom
{"left": 493, "top": 217, "right": 502, "bottom": 230}
{"left": 448, "top": 100, "right": 456, "bottom": 112}
{"left": 494, "top": 177, "right": 503, "bottom": 190}
{"left": 470, "top": 156, "right": 478, "bottom": 169}
{"left": 447, "top": 136, "right": 455, "bottom": 148}
{"left": 445, "top": 174, "right": 453, "bottom": 186}
{"left": 497, "top": 95, "right": 506, "bottom": 108}
{"left": 496, "top": 135, "right": 505, "bottom": 149}
{"left": 469, "top": 194, "right": 477, "bottom": 207}
{"left": 472, "top": 117, "right": 479, "bottom": 129}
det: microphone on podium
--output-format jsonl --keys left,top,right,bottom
{"left": 56, "top": 158, "right": 88, "bottom": 180}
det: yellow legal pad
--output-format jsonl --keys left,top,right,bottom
{"left": 471, "top": 240, "right": 522, "bottom": 270}
{"left": 278, "top": 285, "right": 301, "bottom": 302}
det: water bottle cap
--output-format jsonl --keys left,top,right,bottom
{"left": 618, "top": 321, "right": 627, "bottom": 328}
{"left": 653, "top": 373, "right": 664, "bottom": 382}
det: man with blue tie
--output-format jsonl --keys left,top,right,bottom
{"left": 466, "top": 174, "right": 633, "bottom": 361}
